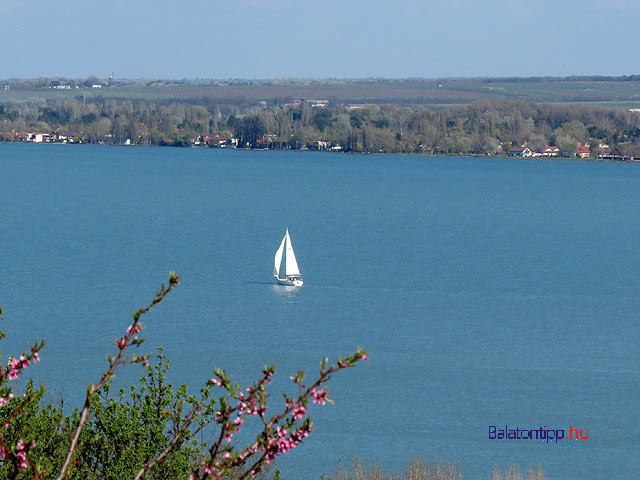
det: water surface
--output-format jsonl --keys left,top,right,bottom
{"left": 0, "top": 144, "right": 638, "bottom": 479}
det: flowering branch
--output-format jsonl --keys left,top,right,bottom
{"left": 190, "top": 347, "right": 369, "bottom": 480}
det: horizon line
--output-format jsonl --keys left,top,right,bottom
{"left": 3, "top": 74, "right": 640, "bottom": 83}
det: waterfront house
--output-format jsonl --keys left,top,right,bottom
{"left": 576, "top": 145, "right": 591, "bottom": 158}
{"left": 598, "top": 144, "right": 612, "bottom": 159}
{"left": 539, "top": 146, "right": 560, "bottom": 157}
{"left": 207, "top": 135, "right": 230, "bottom": 147}
{"left": 508, "top": 146, "right": 533, "bottom": 157}
{"left": 26, "top": 133, "right": 53, "bottom": 143}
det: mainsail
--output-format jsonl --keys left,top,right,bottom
{"left": 284, "top": 229, "right": 301, "bottom": 277}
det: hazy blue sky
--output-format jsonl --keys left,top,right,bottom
{"left": 2, "top": 0, "right": 637, "bottom": 79}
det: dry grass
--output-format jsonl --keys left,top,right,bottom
{"left": 326, "top": 458, "right": 547, "bottom": 480}
{"left": 488, "top": 464, "right": 547, "bottom": 480}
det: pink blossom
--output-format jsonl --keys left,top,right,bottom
{"left": 311, "top": 388, "right": 327, "bottom": 405}
{"left": 7, "top": 368, "right": 19, "bottom": 381}
{"left": 15, "top": 440, "right": 28, "bottom": 469}
{"left": 127, "top": 323, "right": 142, "bottom": 335}
{"left": 292, "top": 403, "right": 306, "bottom": 420}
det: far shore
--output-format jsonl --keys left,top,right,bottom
{"left": 1, "top": 141, "right": 636, "bottom": 164}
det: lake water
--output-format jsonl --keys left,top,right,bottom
{"left": 0, "top": 144, "right": 638, "bottom": 479}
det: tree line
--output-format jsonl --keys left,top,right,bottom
{"left": 1, "top": 97, "right": 639, "bottom": 157}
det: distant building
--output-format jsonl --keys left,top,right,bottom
{"left": 576, "top": 145, "right": 591, "bottom": 158}
{"left": 598, "top": 144, "right": 612, "bottom": 158}
{"left": 308, "top": 99, "right": 328, "bottom": 108}
{"left": 508, "top": 146, "right": 532, "bottom": 157}
{"left": 207, "top": 135, "right": 229, "bottom": 147}
{"left": 26, "top": 133, "right": 52, "bottom": 143}
{"left": 539, "top": 146, "right": 560, "bottom": 157}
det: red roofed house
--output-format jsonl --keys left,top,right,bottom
{"left": 208, "top": 135, "right": 229, "bottom": 147}
{"left": 576, "top": 145, "right": 591, "bottom": 158}
{"left": 539, "top": 146, "right": 560, "bottom": 157}
{"left": 598, "top": 144, "right": 612, "bottom": 158}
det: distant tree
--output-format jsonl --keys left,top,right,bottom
{"left": 527, "top": 133, "right": 547, "bottom": 152}
{"left": 84, "top": 76, "right": 103, "bottom": 87}
{"left": 615, "top": 142, "right": 639, "bottom": 158}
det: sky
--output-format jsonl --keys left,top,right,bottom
{"left": 2, "top": 0, "right": 638, "bottom": 79}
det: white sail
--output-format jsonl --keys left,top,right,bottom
{"left": 284, "top": 229, "right": 301, "bottom": 277}
{"left": 274, "top": 235, "right": 286, "bottom": 276}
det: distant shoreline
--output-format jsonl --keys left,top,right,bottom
{"left": 2, "top": 141, "right": 636, "bottom": 164}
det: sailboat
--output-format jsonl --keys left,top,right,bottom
{"left": 273, "top": 229, "right": 303, "bottom": 286}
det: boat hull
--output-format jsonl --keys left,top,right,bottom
{"left": 275, "top": 275, "right": 303, "bottom": 287}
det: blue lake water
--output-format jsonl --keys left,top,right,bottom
{"left": 0, "top": 144, "right": 638, "bottom": 479}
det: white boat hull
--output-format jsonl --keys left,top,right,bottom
{"left": 275, "top": 275, "right": 303, "bottom": 287}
